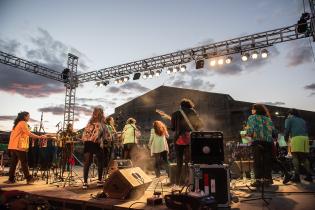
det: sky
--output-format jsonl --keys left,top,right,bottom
{"left": 0, "top": 0, "right": 314, "bottom": 132}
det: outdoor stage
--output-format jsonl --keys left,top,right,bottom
{"left": 1, "top": 168, "right": 315, "bottom": 210}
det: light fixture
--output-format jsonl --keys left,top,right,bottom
{"left": 123, "top": 77, "right": 129, "bottom": 82}
{"left": 95, "top": 81, "right": 101, "bottom": 87}
{"left": 218, "top": 58, "right": 224, "bottom": 65}
{"left": 142, "top": 73, "right": 148, "bottom": 79}
{"left": 133, "top": 72, "right": 141, "bottom": 80}
{"left": 225, "top": 56, "right": 232, "bottom": 64}
{"left": 251, "top": 51, "right": 259, "bottom": 59}
{"left": 102, "top": 81, "right": 109, "bottom": 86}
{"left": 241, "top": 53, "right": 250, "bottom": 61}
{"left": 275, "top": 111, "right": 279, "bottom": 115}
{"left": 173, "top": 66, "right": 179, "bottom": 73}
{"left": 261, "top": 49, "right": 269, "bottom": 58}
{"left": 148, "top": 71, "right": 154, "bottom": 78}
{"left": 155, "top": 70, "right": 162, "bottom": 76}
{"left": 210, "top": 60, "right": 216, "bottom": 66}
{"left": 166, "top": 68, "right": 172, "bottom": 74}
{"left": 180, "top": 65, "right": 186, "bottom": 72}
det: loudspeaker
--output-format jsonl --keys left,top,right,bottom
{"left": 190, "top": 164, "right": 230, "bottom": 208}
{"left": 195, "top": 60, "right": 205, "bottom": 69}
{"left": 191, "top": 131, "right": 224, "bottom": 165}
{"left": 107, "top": 159, "right": 133, "bottom": 176}
{"left": 103, "top": 167, "right": 152, "bottom": 199}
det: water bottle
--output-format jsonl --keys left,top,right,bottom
{"left": 243, "top": 171, "right": 247, "bottom": 183}
{"left": 250, "top": 169, "right": 255, "bottom": 183}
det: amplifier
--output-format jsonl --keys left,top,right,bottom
{"left": 191, "top": 131, "right": 224, "bottom": 165}
{"left": 190, "top": 164, "right": 230, "bottom": 208}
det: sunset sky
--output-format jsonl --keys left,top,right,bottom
{"left": 0, "top": 0, "right": 314, "bottom": 132}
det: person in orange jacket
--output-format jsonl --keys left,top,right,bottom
{"left": 5, "top": 111, "right": 45, "bottom": 184}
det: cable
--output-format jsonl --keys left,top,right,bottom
{"left": 128, "top": 201, "right": 146, "bottom": 209}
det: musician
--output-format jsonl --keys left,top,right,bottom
{"left": 148, "top": 121, "right": 169, "bottom": 178}
{"left": 122, "top": 118, "right": 139, "bottom": 160}
{"left": 5, "top": 111, "right": 45, "bottom": 184}
{"left": 81, "top": 107, "right": 109, "bottom": 189}
{"left": 284, "top": 108, "right": 312, "bottom": 183}
{"left": 171, "top": 98, "right": 203, "bottom": 186}
{"left": 245, "top": 104, "right": 275, "bottom": 187}
{"left": 59, "top": 123, "right": 77, "bottom": 176}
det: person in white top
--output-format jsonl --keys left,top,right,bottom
{"left": 148, "top": 121, "right": 169, "bottom": 178}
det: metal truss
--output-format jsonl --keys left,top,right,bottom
{"left": 63, "top": 53, "right": 78, "bottom": 130}
{"left": 0, "top": 50, "right": 64, "bottom": 82}
{"left": 77, "top": 22, "right": 312, "bottom": 83}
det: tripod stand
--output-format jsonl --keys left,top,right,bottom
{"left": 241, "top": 143, "right": 272, "bottom": 205}
{"left": 63, "top": 142, "right": 83, "bottom": 187}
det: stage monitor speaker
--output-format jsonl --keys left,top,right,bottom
{"left": 191, "top": 131, "right": 224, "bottom": 165}
{"left": 103, "top": 167, "right": 152, "bottom": 199}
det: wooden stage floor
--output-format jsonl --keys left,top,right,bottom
{"left": 1, "top": 168, "right": 315, "bottom": 210}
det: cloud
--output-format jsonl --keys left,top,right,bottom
{"left": 286, "top": 40, "right": 313, "bottom": 67}
{"left": 0, "top": 115, "right": 39, "bottom": 123}
{"left": 76, "top": 97, "right": 107, "bottom": 103}
{"left": 120, "top": 82, "right": 150, "bottom": 92}
{"left": 38, "top": 105, "right": 93, "bottom": 117}
{"left": 263, "top": 101, "right": 286, "bottom": 106}
{"left": 0, "top": 28, "right": 90, "bottom": 98}
{"left": 304, "top": 83, "right": 315, "bottom": 90}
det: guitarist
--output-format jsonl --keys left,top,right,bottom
{"left": 171, "top": 98, "right": 203, "bottom": 186}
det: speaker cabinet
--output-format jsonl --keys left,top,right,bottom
{"left": 103, "top": 167, "right": 152, "bottom": 199}
{"left": 191, "top": 131, "right": 224, "bottom": 165}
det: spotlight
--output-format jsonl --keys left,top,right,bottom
{"left": 173, "top": 67, "right": 180, "bottom": 73}
{"left": 261, "top": 49, "right": 269, "bottom": 58}
{"left": 251, "top": 51, "right": 259, "bottom": 59}
{"left": 155, "top": 70, "right": 162, "bottom": 77}
{"left": 180, "top": 65, "right": 186, "bottom": 72}
{"left": 218, "top": 58, "right": 224, "bottom": 65}
{"left": 210, "top": 60, "right": 216, "bottom": 66}
{"left": 102, "top": 81, "right": 109, "bottom": 86}
{"left": 114, "top": 79, "right": 119, "bottom": 84}
{"left": 225, "top": 56, "right": 232, "bottom": 64}
{"left": 241, "top": 53, "right": 250, "bottom": 61}
{"left": 142, "top": 73, "right": 148, "bottom": 79}
{"left": 95, "top": 81, "right": 101, "bottom": 87}
{"left": 166, "top": 68, "right": 172, "bottom": 74}
{"left": 118, "top": 78, "right": 123, "bottom": 84}
{"left": 123, "top": 77, "right": 129, "bottom": 82}
{"left": 133, "top": 72, "right": 141, "bottom": 80}
{"left": 148, "top": 71, "right": 154, "bottom": 78}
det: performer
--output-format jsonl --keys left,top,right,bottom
{"left": 245, "top": 104, "right": 275, "bottom": 187}
{"left": 5, "top": 111, "right": 45, "bottom": 184}
{"left": 122, "top": 118, "right": 139, "bottom": 160}
{"left": 284, "top": 108, "right": 312, "bottom": 183}
{"left": 81, "top": 107, "right": 109, "bottom": 189}
{"left": 148, "top": 121, "right": 169, "bottom": 178}
{"left": 171, "top": 98, "right": 203, "bottom": 186}
{"left": 59, "top": 123, "right": 77, "bottom": 176}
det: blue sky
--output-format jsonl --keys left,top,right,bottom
{"left": 0, "top": 0, "right": 314, "bottom": 132}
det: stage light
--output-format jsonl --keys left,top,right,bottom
{"left": 225, "top": 56, "right": 232, "bottom": 64}
{"left": 95, "top": 81, "right": 101, "bottom": 87}
{"left": 210, "top": 60, "right": 216, "bottom": 66}
{"left": 180, "top": 65, "right": 186, "bottom": 72}
{"left": 133, "top": 72, "right": 141, "bottom": 80}
{"left": 218, "top": 58, "right": 224, "bottom": 65}
{"left": 241, "top": 53, "right": 250, "bottom": 61}
{"left": 196, "top": 60, "right": 204, "bottom": 69}
{"left": 275, "top": 111, "right": 279, "bottom": 115}
{"left": 148, "top": 71, "right": 154, "bottom": 78}
{"left": 102, "top": 81, "right": 109, "bottom": 86}
{"left": 114, "top": 79, "right": 119, "bottom": 84}
{"left": 123, "top": 77, "right": 129, "bottom": 82}
{"left": 261, "top": 49, "right": 269, "bottom": 58}
{"left": 155, "top": 70, "right": 162, "bottom": 77}
{"left": 251, "top": 51, "right": 259, "bottom": 59}
{"left": 173, "top": 66, "right": 180, "bottom": 73}
{"left": 142, "top": 73, "right": 148, "bottom": 79}
{"left": 167, "top": 68, "right": 172, "bottom": 74}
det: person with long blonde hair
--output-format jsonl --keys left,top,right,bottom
{"left": 149, "top": 121, "right": 169, "bottom": 177}
{"left": 81, "top": 107, "right": 109, "bottom": 189}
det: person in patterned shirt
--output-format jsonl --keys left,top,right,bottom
{"left": 246, "top": 104, "right": 275, "bottom": 187}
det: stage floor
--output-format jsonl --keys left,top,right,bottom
{"left": 1, "top": 167, "right": 315, "bottom": 210}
